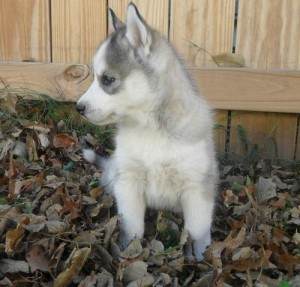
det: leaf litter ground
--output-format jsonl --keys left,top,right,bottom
{"left": 0, "top": 101, "right": 300, "bottom": 287}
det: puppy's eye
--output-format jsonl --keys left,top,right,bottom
{"left": 101, "top": 74, "right": 115, "bottom": 86}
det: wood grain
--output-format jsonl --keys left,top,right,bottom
{"left": 237, "top": 0, "right": 300, "bottom": 69}
{"left": 0, "top": 62, "right": 93, "bottom": 101}
{"left": 51, "top": 0, "right": 107, "bottom": 63}
{"left": 229, "top": 112, "right": 298, "bottom": 161}
{"left": 170, "top": 0, "right": 235, "bottom": 66}
{"left": 192, "top": 68, "right": 300, "bottom": 113}
{"left": 108, "top": 0, "right": 169, "bottom": 38}
{"left": 0, "top": 0, "right": 50, "bottom": 62}
{"left": 229, "top": 0, "right": 300, "bottom": 161}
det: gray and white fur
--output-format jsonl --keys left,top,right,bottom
{"left": 77, "top": 3, "right": 218, "bottom": 260}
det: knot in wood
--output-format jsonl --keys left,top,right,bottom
{"left": 63, "top": 65, "right": 87, "bottom": 81}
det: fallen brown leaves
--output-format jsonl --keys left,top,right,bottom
{"left": 0, "top": 111, "right": 300, "bottom": 286}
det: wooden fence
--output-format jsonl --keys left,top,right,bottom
{"left": 0, "top": 0, "right": 299, "bottom": 161}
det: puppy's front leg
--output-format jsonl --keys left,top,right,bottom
{"left": 114, "top": 175, "right": 146, "bottom": 248}
{"left": 181, "top": 189, "right": 214, "bottom": 260}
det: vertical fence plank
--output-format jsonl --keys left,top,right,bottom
{"left": 215, "top": 110, "right": 229, "bottom": 160}
{"left": 230, "top": 0, "right": 300, "bottom": 162}
{"left": 170, "top": 0, "right": 235, "bottom": 156}
{"left": 237, "top": 0, "right": 300, "bottom": 69}
{"left": 170, "top": 0, "right": 235, "bottom": 66}
{"left": 51, "top": 0, "right": 107, "bottom": 63}
{"left": 108, "top": 0, "right": 169, "bottom": 38}
{"left": 0, "top": 0, "right": 50, "bottom": 62}
{"left": 229, "top": 112, "right": 298, "bottom": 162}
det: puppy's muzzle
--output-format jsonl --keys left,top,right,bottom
{"left": 76, "top": 103, "right": 86, "bottom": 115}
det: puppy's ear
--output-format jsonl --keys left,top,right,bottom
{"left": 108, "top": 8, "right": 124, "bottom": 33}
{"left": 126, "top": 3, "right": 152, "bottom": 56}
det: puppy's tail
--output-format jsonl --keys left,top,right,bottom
{"left": 83, "top": 149, "right": 106, "bottom": 169}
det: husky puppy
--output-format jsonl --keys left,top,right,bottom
{"left": 77, "top": 3, "right": 218, "bottom": 260}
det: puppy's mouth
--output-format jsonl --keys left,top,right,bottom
{"left": 82, "top": 109, "right": 118, "bottom": 126}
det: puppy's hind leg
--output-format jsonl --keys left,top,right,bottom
{"left": 114, "top": 173, "right": 146, "bottom": 248}
{"left": 181, "top": 189, "right": 214, "bottom": 260}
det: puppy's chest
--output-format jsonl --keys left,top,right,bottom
{"left": 116, "top": 131, "right": 185, "bottom": 210}
{"left": 145, "top": 163, "right": 184, "bottom": 210}
{"left": 116, "top": 128, "right": 178, "bottom": 162}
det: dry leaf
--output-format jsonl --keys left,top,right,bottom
{"left": 0, "top": 277, "right": 13, "bottom": 287}
{"left": 223, "top": 189, "right": 239, "bottom": 206}
{"left": 9, "top": 149, "right": 17, "bottom": 178}
{"left": 272, "top": 227, "right": 290, "bottom": 246}
{"left": 206, "top": 226, "right": 246, "bottom": 268}
{"left": 192, "top": 271, "right": 219, "bottom": 287}
{"left": 21, "top": 119, "right": 51, "bottom": 133}
{"left": 212, "top": 53, "right": 245, "bottom": 68}
{"left": 73, "top": 230, "right": 101, "bottom": 246}
{"left": 159, "top": 273, "right": 172, "bottom": 286}
{"left": 0, "top": 139, "right": 14, "bottom": 160}
{"left": 45, "top": 221, "right": 68, "bottom": 234}
{"left": 104, "top": 215, "right": 120, "bottom": 248}
{"left": 225, "top": 248, "right": 275, "bottom": 272}
{"left": 271, "top": 251, "right": 300, "bottom": 276}
{"left": 0, "top": 258, "right": 30, "bottom": 273}
{"left": 0, "top": 175, "right": 9, "bottom": 186}
{"left": 53, "top": 134, "right": 76, "bottom": 148}
{"left": 26, "top": 134, "right": 39, "bottom": 161}
{"left": 49, "top": 243, "right": 66, "bottom": 269}
{"left": 78, "top": 270, "right": 114, "bottom": 287}
{"left": 5, "top": 217, "right": 30, "bottom": 254}
{"left": 38, "top": 133, "right": 50, "bottom": 149}
{"left": 13, "top": 141, "right": 28, "bottom": 158}
{"left": 81, "top": 195, "right": 97, "bottom": 205}
{"left": 54, "top": 247, "right": 91, "bottom": 287}
{"left": 26, "top": 245, "right": 50, "bottom": 272}
{"left": 24, "top": 215, "right": 46, "bottom": 232}
{"left": 40, "top": 191, "right": 63, "bottom": 213}
{"left": 10, "top": 172, "right": 45, "bottom": 198}
{"left": 149, "top": 239, "right": 164, "bottom": 254}
{"left": 272, "top": 175, "right": 290, "bottom": 190}
{"left": 167, "top": 257, "right": 184, "bottom": 272}
{"left": 293, "top": 230, "right": 300, "bottom": 244}
{"left": 83, "top": 133, "right": 99, "bottom": 146}
{"left": 89, "top": 203, "right": 103, "bottom": 217}
{"left": 127, "top": 275, "right": 155, "bottom": 287}
{"left": 233, "top": 200, "right": 252, "bottom": 216}
{"left": 122, "top": 261, "right": 148, "bottom": 283}
{"left": 120, "top": 239, "right": 143, "bottom": 259}
{"left": 290, "top": 206, "right": 300, "bottom": 219}
{"left": 232, "top": 247, "right": 256, "bottom": 262}
{"left": 269, "top": 197, "right": 286, "bottom": 208}
{"left": 0, "top": 206, "right": 21, "bottom": 236}
{"left": 179, "top": 229, "right": 189, "bottom": 247}
{"left": 256, "top": 177, "right": 277, "bottom": 204}
{"left": 59, "top": 196, "right": 80, "bottom": 221}
{"left": 90, "top": 186, "right": 104, "bottom": 198}
{"left": 0, "top": 91, "right": 18, "bottom": 114}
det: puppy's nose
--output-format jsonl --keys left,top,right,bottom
{"left": 76, "top": 103, "right": 85, "bottom": 114}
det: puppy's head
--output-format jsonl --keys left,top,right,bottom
{"left": 76, "top": 3, "right": 157, "bottom": 125}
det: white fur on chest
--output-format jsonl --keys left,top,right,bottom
{"left": 112, "top": 126, "right": 212, "bottom": 210}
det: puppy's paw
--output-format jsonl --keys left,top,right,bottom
{"left": 83, "top": 149, "right": 97, "bottom": 163}
{"left": 82, "top": 149, "right": 105, "bottom": 169}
